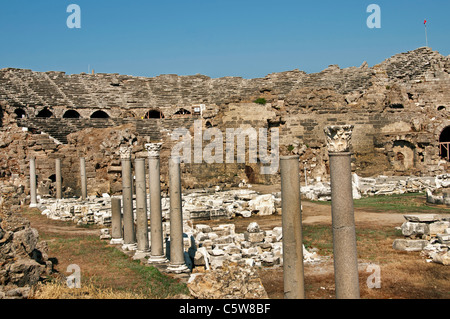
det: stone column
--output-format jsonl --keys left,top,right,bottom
{"left": 280, "top": 155, "right": 305, "bottom": 299}
{"left": 110, "top": 197, "right": 124, "bottom": 245}
{"left": 120, "top": 146, "right": 137, "bottom": 250}
{"left": 167, "top": 156, "right": 189, "bottom": 273}
{"left": 29, "top": 157, "right": 37, "bottom": 208}
{"left": 80, "top": 157, "right": 87, "bottom": 200}
{"left": 133, "top": 158, "right": 150, "bottom": 259}
{"left": 146, "top": 143, "right": 168, "bottom": 264}
{"left": 324, "top": 125, "right": 360, "bottom": 299}
{"left": 55, "top": 158, "right": 62, "bottom": 200}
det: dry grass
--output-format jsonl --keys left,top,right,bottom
{"left": 29, "top": 279, "right": 147, "bottom": 299}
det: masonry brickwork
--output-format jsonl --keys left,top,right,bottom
{"left": 0, "top": 47, "right": 449, "bottom": 196}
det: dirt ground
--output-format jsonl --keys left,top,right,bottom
{"left": 23, "top": 185, "right": 450, "bottom": 299}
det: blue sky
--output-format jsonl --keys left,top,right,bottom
{"left": 0, "top": 0, "right": 448, "bottom": 79}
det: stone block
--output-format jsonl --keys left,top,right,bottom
{"left": 429, "top": 221, "right": 450, "bottom": 236}
{"left": 392, "top": 239, "right": 429, "bottom": 251}
{"left": 403, "top": 214, "right": 440, "bottom": 223}
{"left": 244, "top": 231, "right": 265, "bottom": 243}
{"left": 401, "top": 222, "right": 429, "bottom": 237}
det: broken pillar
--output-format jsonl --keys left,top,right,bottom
{"left": 146, "top": 143, "right": 168, "bottom": 264}
{"left": 55, "top": 158, "right": 62, "bottom": 200}
{"left": 29, "top": 157, "right": 37, "bottom": 208}
{"left": 280, "top": 155, "right": 305, "bottom": 299}
{"left": 120, "top": 146, "right": 137, "bottom": 250}
{"left": 80, "top": 157, "right": 87, "bottom": 200}
{"left": 324, "top": 125, "right": 360, "bottom": 299}
{"left": 134, "top": 158, "right": 150, "bottom": 259}
{"left": 110, "top": 197, "right": 124, "bottom": 245}
{"left": 167, "top": 156, "right": 189, "bottom": 273}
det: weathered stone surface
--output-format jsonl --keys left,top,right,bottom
{"left": 187, "top": 262, "right": 269, "bottom": 299}
{"left": 392, "top": 239, "right": 429, "bottom": 251}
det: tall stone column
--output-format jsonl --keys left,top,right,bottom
{"left": 324, "top": 125, "right": 360, "bottom": 299}
{"left": 146, "top": 143, "right": 168, "bottom": 264}
{"left": 80, "top": 157, "right": 87, "bottom": 200}
{"left": 120, "top": 146, "right": 137, "bottom": 250}
{"left": 110, "top": 197, "right": 124, "bottom": 245}
{"left": 29, "top": 157, "right": 37, "bottom": 208}
{"left": 55, "top": 158, "right": 62, "bottom": 200}
{"left": 167, "top": 156, "right": 189, "bottom": 273}
{"left": 133, "top": 158, "right": 150, "bottom": 259}
{"left": 280, "top": 155, "right": 305, "bottom": 299}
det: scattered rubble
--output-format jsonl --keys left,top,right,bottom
{"left": 393, "top": 214, "right": 450, "bottom": 266}
{"left": 0, "top": 196, "right": 52, "bottom": 299}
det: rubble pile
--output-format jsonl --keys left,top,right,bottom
{"left": 0, "top": 197, "right": 52, "bottom": 299}
{"left": 182, "top": 221, "right": 321, "bottom": 271}
{"left": 393, "top": 214, "right": 450, "bottom": 265}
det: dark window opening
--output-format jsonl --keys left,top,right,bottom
{"left": 439, "top": 126, "right": 450, "bottom": 161}
{"left": 388, "top": 104, "right": 404, "bottom": 109}
{"left": 174, "top": 108, "right": 191, "bottom": 115}
{"left": 36, "top": 108, "right": 53, "bottom": 118}
{"left": 437, "top": 106, "right": 446, "bottom": 111}
{"left": 90, "top": 110, "right": 110, "bottom": 119}
{"left": 14, "top": 108, "right": 27, "bottom": 119}
{"left": 245, "top": 165, "right": 256, "bottom": 184}
{"left": 144, "top": 110, "right": 164, "bottom": 119}
{"left": 205, "top": 121, "right": 213, "bottom": 128}
{"left": 63, "top": 110, "right": 81, "bottom": 119}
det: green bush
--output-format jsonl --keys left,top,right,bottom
{"left": 253, "top": 98, "right": 267, "bottom": 105}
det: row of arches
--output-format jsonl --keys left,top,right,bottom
{"left": 13, "top": 107, "right": 195, "bottom": 119}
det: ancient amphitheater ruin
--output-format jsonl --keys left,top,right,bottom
{"left": 0, "top": 46, "right": 449, "bottom": 299}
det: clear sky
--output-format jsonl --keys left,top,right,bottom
{"left": 0, "top": 0, "right": 448, "bottom": 79}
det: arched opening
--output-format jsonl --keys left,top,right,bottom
{"left": 437, "top": 106, "right": 446, "bottom": 111}
{"left": 36, "top": 107, "right": 53, "bottom": 118}
{"left": 90, "top": 110, "right": 110, "bottom": 119}
{"left": 144, "top": 110, "right": 164, "bottom": 119}
{"left": 391, "top": 140, "right": 415, "bottom": 171}
{"left": 174, "top": 108, "right": 191, "bottom": 116}
{"left": 245, "top": 165, "right": 256, "bottom": 184}
{"left": 14, "top": 108, "right": 27, "bottom": 119}
{"left": 63, "top": 110, "right": 81, "bottom": 119}
{"left": 205, "top": 121, "right": 213, "bottom": 128}
{"left": 439, "top": 126, "right": 450, "bottom": 161}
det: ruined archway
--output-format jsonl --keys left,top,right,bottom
{"left": 90, "top": 110, "right": 110, "bottom": 119}
{"left": 439, "top": 126, "right": 450, "bottom": 161}
{"left": 391, "top": 140, "right": 415, "bottom": 171}
{"left": 144, "top": 110, "right": 164, "bottom": 119}
{"left": 63, "top": 110, "right": 81, "bottom": 119}
{"left": 36, "top": 107, "right": 53, "bottom": 118}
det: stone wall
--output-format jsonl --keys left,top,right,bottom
{"left": 0, "top": 47, "right": 449, "bottom": 193}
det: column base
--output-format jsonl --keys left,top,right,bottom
{"left": 109, "top": 238, "right": 124, "bottom": 245}
{"left": 167, "top": 263, "right": 190, "bottom": 273}
{"left": 132, "top": 250, "right": 151, "bottom": 260}
{"left": 148, "top": 255, "right": 169, "bottom": 264}
{"left": 122, "top": 243, "right": 138, "bottom": 251}
{"left": 29, "top": 203, "right": 38, "bottom": 208}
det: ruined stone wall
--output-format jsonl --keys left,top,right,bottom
{"left": 0, "top": 47, "right": 449, "bottom": 195}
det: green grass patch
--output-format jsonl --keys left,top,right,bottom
{"left": 311, "top": 192, "right": 448, "bottom": 214}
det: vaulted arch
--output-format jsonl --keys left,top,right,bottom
{"left": 63, "top": 110, "right": 81, "bottom": 119}
{"left": 144, "top": 109, "right": 164, "bottom": 119}
{"left": 439, "top": 126, "right": 450, "bottom": 161}
{"left": 36, "top": 107, "right": 53, "bottom": 118}
{"left": 90, "top": 110, "right": 110, "bottom": 119}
